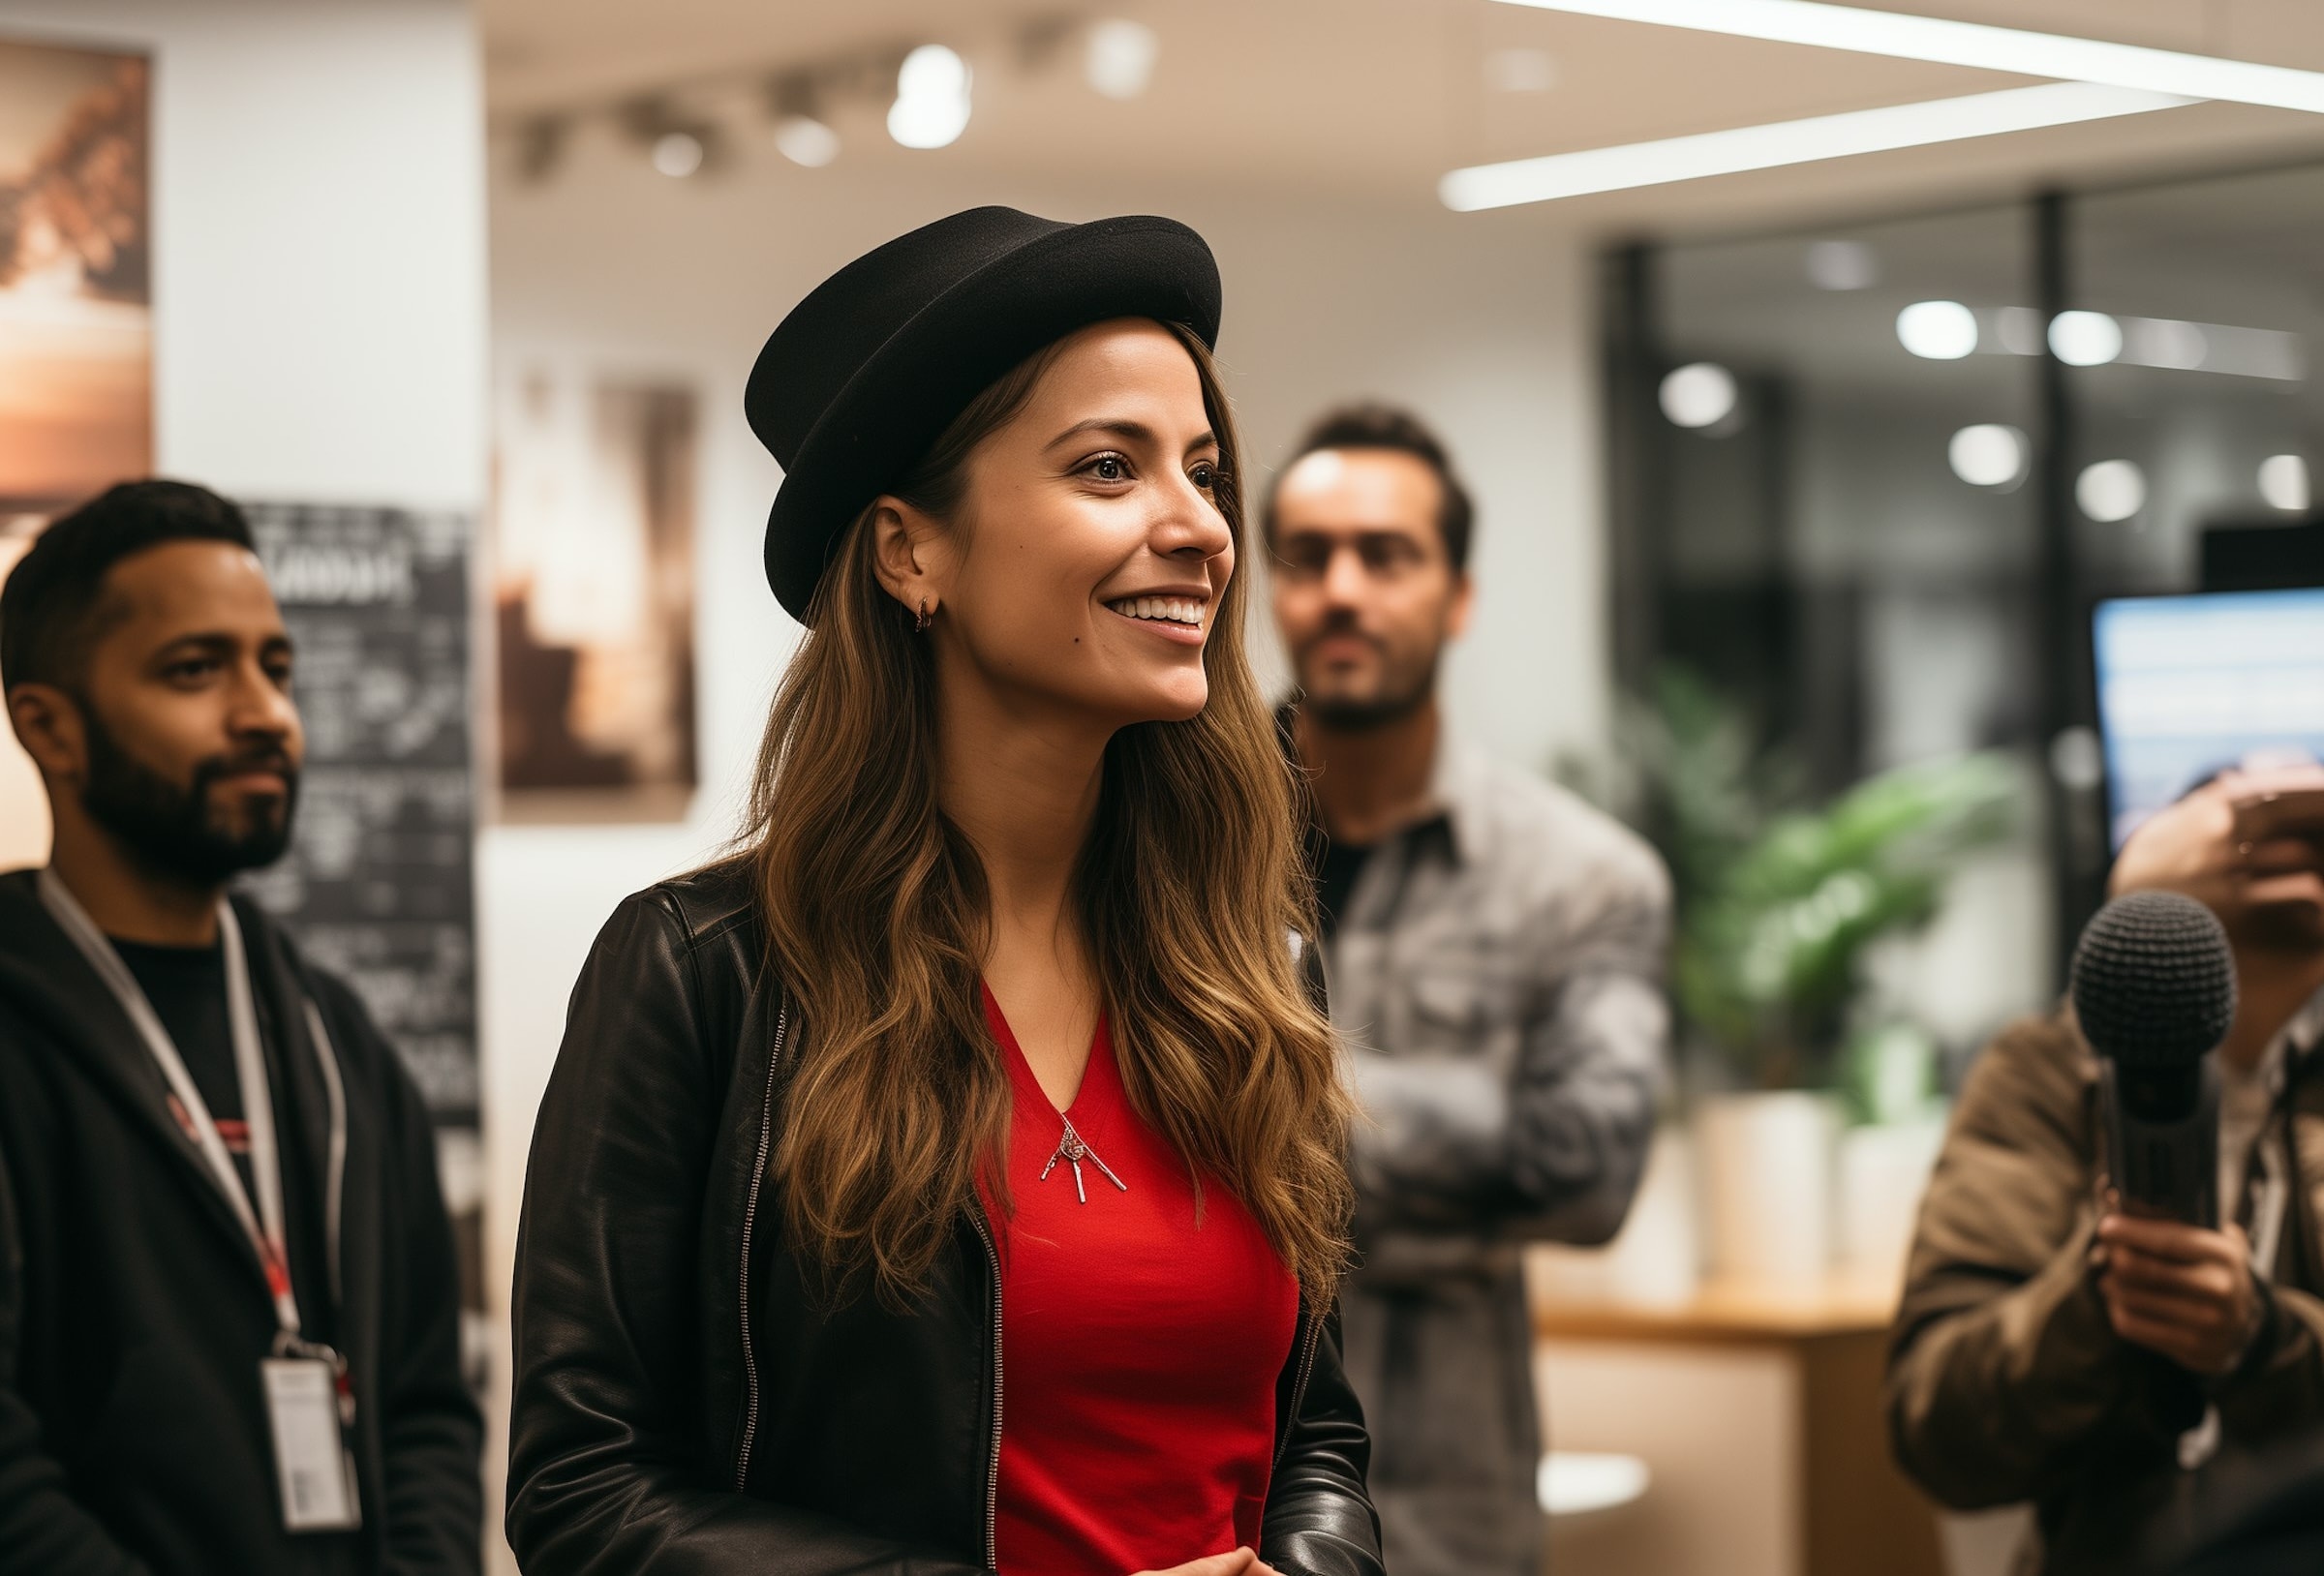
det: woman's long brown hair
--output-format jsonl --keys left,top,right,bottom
{"left": 742, "top": 322, "right": 1354, "bottom": 1306}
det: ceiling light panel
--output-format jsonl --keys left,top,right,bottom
{"left": 1972, "top": 309, "right": 2303, "bottom": 380}
{"left": 1488, "top": 0, "right": 2324, "bottom": 113}
{"left": 1440, "top": 82, "right": 2186, "bottom": 210}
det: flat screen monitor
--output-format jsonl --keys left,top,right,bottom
{"left": 2094, "top": 588, "right": 2324, "bottom": 850}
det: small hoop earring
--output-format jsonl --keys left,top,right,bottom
{"left": 914, "top": 597, "right": 933, "bottom": 633}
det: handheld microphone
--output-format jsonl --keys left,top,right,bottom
{"left": 2067, "top": 891, "right": 2237, "bottom": 1229}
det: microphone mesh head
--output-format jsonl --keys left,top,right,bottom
{"left": 2068, "top": 890, "right": 2237, "bottom": 1066}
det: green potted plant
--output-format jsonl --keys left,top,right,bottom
{"left": 1572, "top": 667, "right": 2016, "bottom": 1284}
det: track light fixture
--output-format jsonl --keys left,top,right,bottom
{"left": 495, "top": 13, "right": 1157, "bottom": 183}
{"left": 619, "top": 98, "right": 719, "bottom": 179}
{"left": 766, "top": 71, "right": 841, "bottom": 167}
{"left": 889, "top": 45, "right": 972, "bottom": 149}
{"left": 514, "top": 116, "right": 568, "bottom": 186}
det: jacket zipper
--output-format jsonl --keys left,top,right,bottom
{"left": 733, "top": 1003, "right": 788, "bottom": 1491}
{"left": 1273, "top": 1301, "right": 1324, "bottom": 1469}
{"left": 968, "top": 1208, "right": 1004, "bottom": 1568}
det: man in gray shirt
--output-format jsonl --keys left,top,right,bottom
{"left": 1269, "top": 405, "right": 1670, "bottom": 1576}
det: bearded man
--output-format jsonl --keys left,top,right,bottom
{"left": 1268, "top": 407, "right": 1671, "bottom": 1576}
{"left": 0, "top": 481, "right": 479, "bottom": 1574}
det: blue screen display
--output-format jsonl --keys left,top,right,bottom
{"left": 2094, "top": 588, "right": 2324, "bottom": 850}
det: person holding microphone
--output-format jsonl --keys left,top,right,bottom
{"left": 505, "top": 208, "right": 1380, "bottom": 1576}
{"left": 1889, "top": 762, "right": 2324, "bottom": 1574}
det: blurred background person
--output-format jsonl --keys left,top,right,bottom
{"left": 1268, "top": 404, "right": 1671, "bottom": 1576}
{"left": 0, "top": 482, "right": 481, "bottom": 1575}
{"left": 1888, "top": 763, "right": 2324, "bottom": 1576}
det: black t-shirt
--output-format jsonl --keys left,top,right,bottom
{"left": 112, "top": 936, "right": 338, "bottom": 1349}
{"left": 1309, "top": 833, "right": 1375, "bottom": 941}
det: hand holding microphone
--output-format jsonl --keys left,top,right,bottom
{"left": 2073, "top": 772, "right": 2320, "bottom": 1378}
{"left": 2070, "top": 889, "right": 2235, "bottom": 1233}
{"left": 2071, "top": 888, "right": 2263, "bottom": 1376}
{"left": 2093, "top": 1209, "right": 2259, "bottom": 1378}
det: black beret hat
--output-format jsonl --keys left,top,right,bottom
{"left": 745, "top": 205, "right": 1222, "bottom": 622}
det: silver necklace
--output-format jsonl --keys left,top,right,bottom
{"left": 1039, "top": 1114, "right": 1127, "bottom": 1203}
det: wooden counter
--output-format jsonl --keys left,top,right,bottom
{"left": 1535, "top": 1273, "right": 1946, "bottom": 1576}
{"left": 1535, "top": 1270, "right": 1903, "bottom": 1343}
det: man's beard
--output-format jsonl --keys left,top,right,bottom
{"left": 1300, "top": 633, "right": 1440, "bottom": 733}
{"left": 79, "top": 712, "right": 299, "bottom": 887}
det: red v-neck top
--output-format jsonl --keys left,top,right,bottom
{"left": 980, "top": 987, "right": 1300, "bottom": 1576}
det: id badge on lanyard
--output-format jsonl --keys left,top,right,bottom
{"left": 261, "top": 1355, "right": 361, "bottom": 1531}
{"left": 38, "top": 870, "right": 361, "bottom": 1533}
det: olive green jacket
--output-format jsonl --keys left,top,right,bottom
{"left": 1887, "top": 1006, "right": 2324, "bottom": 1574}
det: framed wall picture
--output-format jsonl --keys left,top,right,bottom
{"left": 0, "top": 36, "right": 149, "bottom": 528}
{"left": 0, "top": 36, "right": 152, "bottom": 869}
{"left": 490, "top": 369, "right": 699, "bottom": 821}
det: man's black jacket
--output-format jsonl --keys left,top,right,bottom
{"left": 0, "top": 869, "right": 481, "bottom": 1574}
{"left": 506, "top": 862, "right": 1383, "bottom": 1576}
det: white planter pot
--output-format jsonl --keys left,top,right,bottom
{"left": 1836, "top": 1115, "right": 1947, "bottom": 1286}
{"left": 1527, "top": 1126, "right": 1700, "bottom": 1309}
{"left": 1695, "top": 1091, "right": 1839, "bottom": 1287}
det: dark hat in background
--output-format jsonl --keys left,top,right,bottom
{"left": 745, "top": 205, "right": 1222, "bottom": 622}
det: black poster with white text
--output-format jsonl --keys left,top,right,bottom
{"left": 242, "top": 501, "right": 478, "bottom": 1127}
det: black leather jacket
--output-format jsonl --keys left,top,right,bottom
{"left": 507, "top": 864, "right": 1384, "bottom": 1576}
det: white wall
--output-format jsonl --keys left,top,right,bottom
{"left": 0, "top": 0, "right": 488, "bottom": 850}
{"left": 0, "top": 0, "right": 486, "bottom": 500}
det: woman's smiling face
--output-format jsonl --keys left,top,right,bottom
{"left": 879, "top": 318, "right": 1236, "bottom": 730}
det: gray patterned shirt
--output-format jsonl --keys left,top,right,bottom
{"left": 1313, "top": 734, "right": 1671, "bottom": 1576}
{"left": 1326, "top": 739, "right": 1671, "bottom": 1265}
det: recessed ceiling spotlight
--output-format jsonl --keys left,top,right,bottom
{"left": 2049, "top": 310, "right": 2124, "bottom": 367}
{"left": 2076, "top": 459, "right": 2147, "bottom": 523}
{"left": 1659, "top": 362, "right": 1739, "bottom": 429}
{"left": 1804, "top": 239, "right": 1876, "bottom": 290}
{"left": 1484, "top": 46, "right": 1558, "bottom": 93}
{"left": 2049, "top": 725, "right": 2104, "bottom": 792}
{"left": 652, "top": 131, "right": 706, "bottom": 178}
{"left": 1086, "top": 19, "right": 1159, "bottom": 100}
{"left": 1948, "top": 424, "right": 2026, "bottom": 487}
{"left": 2260, "top": 453, "right": 2311, "bottom": 513}
{"left": 1897, "top": 300, "right": 1976, "bottom": 360}
{"left": 774, "top": 114, "right": 840, "bottom": 167}
{"left": 890, "top": 45, "right": 972, "bottom": 149}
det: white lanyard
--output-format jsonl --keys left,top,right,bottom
{"left": 38, "top": 868, "right": 305, "bottom": 1340}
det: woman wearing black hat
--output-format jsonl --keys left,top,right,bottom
{"left": 506, "top": 208, "right": 1380, "bottom": 1576}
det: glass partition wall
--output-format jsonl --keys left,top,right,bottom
{"left": 1605, "top": 160, "right": 2324, "bottom": 1037}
